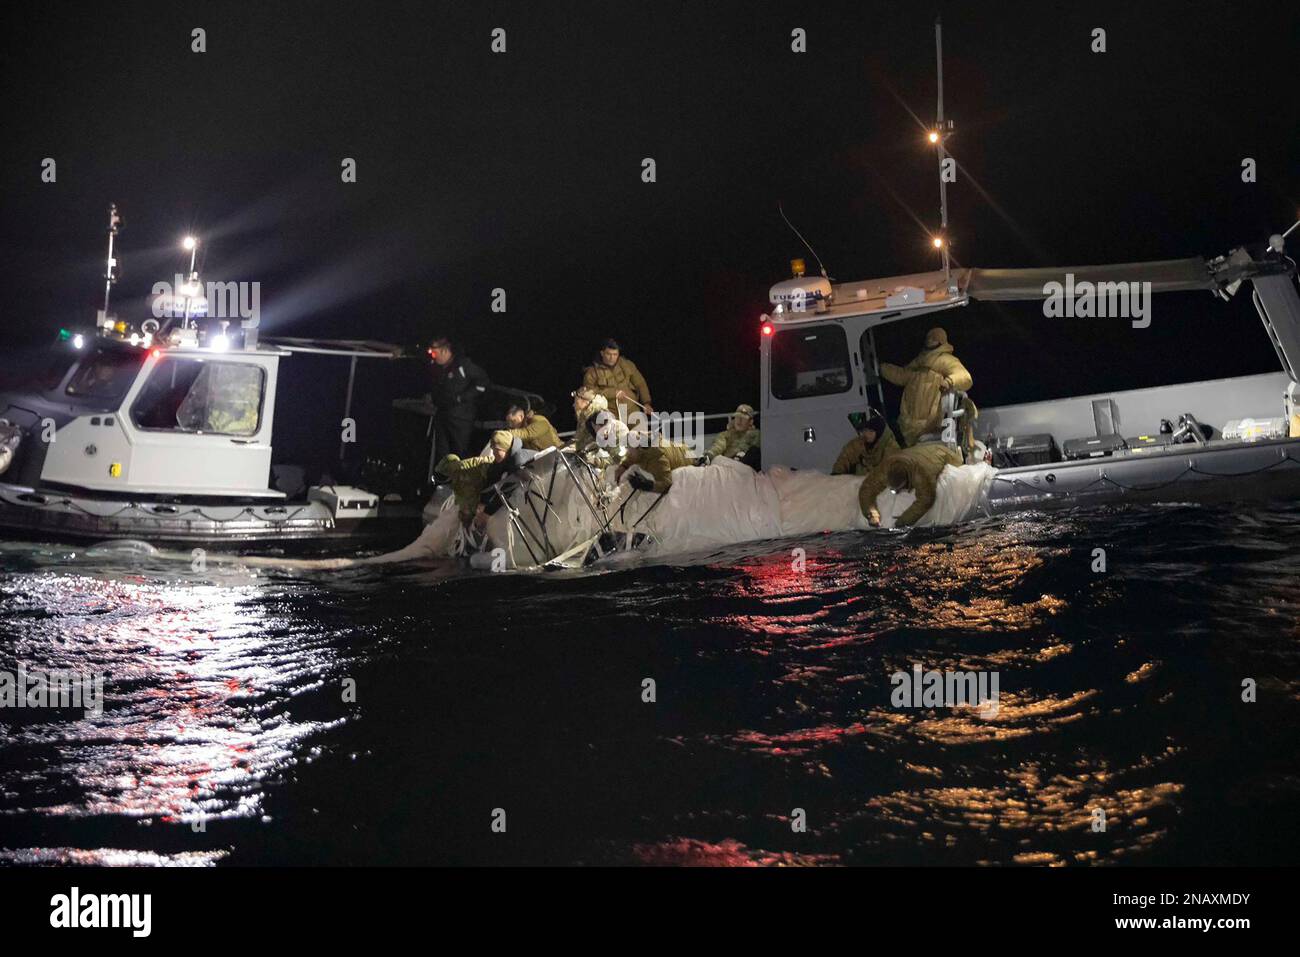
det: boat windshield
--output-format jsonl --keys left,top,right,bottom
{"left": 64, "top": 346, "right": 144, "bottom": 400}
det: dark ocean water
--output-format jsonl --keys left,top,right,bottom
{"left": 1, "top": 502, "right": 1298, "bottom": 866}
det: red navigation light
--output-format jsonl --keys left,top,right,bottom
{"left": 761, "top": 321, "right": 774, "bottom": 337}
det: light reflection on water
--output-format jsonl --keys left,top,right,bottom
{"left": 0, "top": 549, "right": 371, "bottom": 865}
{"left": 2, "top": 502, "right": 1299, "bottom": 866}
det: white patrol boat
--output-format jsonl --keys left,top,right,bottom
{"left": 0, "top": 208, "right": 423, "bottom": 548}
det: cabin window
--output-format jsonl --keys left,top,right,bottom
{"left": 770, "top": 325, "right": 853, "bottom": 399}
{"left": 131, "top": 358, "right": 266, "bottom": 436}
{"left": 63, "top": 347, "right": 143, "bottom": 400}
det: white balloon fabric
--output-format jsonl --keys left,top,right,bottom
{"left": 353, "top": 452, "right": 998, "bottom": 570}
{"left": 605, "top": 455, "right": 996, "bottom": 555}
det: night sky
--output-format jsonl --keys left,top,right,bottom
{"left": 3, "top": 1, "right": 1297, "bottom": 466}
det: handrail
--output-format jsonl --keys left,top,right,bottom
{"left": 262, "top": 337, "right": 407, "bottom": 359}
{"left": 487, "top": 383, "right": 547, "bottom": 410}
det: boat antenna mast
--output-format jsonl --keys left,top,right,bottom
{"left": 103, "top": 203, "right": 121, "bottom": 314}
{"left": 181, "top": 234, "right": 201, "bottom": 329}
{"left": 933, "top": 16, "right": 955, "bottom": 294}
{"left": 778, "top": 201, "right": 830, "bottom": 280}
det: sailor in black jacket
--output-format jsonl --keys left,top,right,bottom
{"left": 429, "top": 336, "right": 490, "bottom": 458}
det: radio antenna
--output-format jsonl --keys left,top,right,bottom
{"left": 778, "top": 201, "right": 829, "bottom": 279}
{"left": 103, "top": 204, "right": 121, "bottom": 314}
{"left": 934, "top": 16, "right": 954, "bottom": 294}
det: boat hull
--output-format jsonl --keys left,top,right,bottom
{"left": 0, "top": 482, "right": 421, "bottom": 549}
{"left": 984, "top": 437, "right": 1300, "bottom": 514}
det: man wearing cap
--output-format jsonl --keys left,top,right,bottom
{"left": 705, "top": 404, "right": 761, "bottom": 467}
{"left": 582, "top": 338, "right": 652, "bottom": 414}
{"left": 485, "top": 428, "right": 535, "bottom": 477}
{"left": 429, "top": 336, "right": 491, "bottom": 460}
{"left": 434, "top": 449, "right": 494, "bottom": 527}
{"left": 615, "top": 442, "right": 693, "bottom": 494}
{"left": 857, "top": 442, "right": 963, "bottom": 528}
{"left": 879, "top": 327, "right": 972, "bottom": 447}
{"left": 831, "top": 407, "right": 900, "bottom": 476}
{"left": 436, "top": 430, "right": 535, "bottom": 529}
{"left": 568, "top": 387, "right": 606, "bottom": 453}
{"left": 505, "top": 403, "right": 561, "bottom": 452}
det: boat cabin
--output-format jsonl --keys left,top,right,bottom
{"left": 0, "top": 312, "right": 406, "bottom": 503}
{"left": 759, "top": 242, "right": 1300, "bottom": 471}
